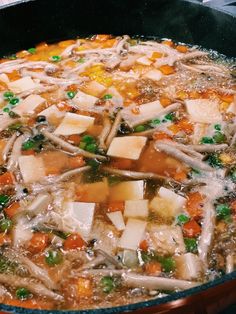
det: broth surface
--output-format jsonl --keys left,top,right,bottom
{"left": 0, "top": 35, "right": 235, "bottom": 310}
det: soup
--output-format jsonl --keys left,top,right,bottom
{"left": 0, "top": 35, "right": 235, "bottom": 310}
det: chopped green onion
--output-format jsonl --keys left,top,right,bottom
{"left": 200, "top": 137, "right": 214, "bottom": 144}
{"left": 67, "top": 91, "right": 76, "bottom": 99}
{"left": 107, "top": 175, "right": 122, "bottom": 186}
{"left": 3, "top": 54, "right": 17, "bottom": 60}
{"left": 207, "top": 153, "right": 222, "bottom": 168}
{"left": 86, "top": 159, "right": 100, "bottom": 171}
{"left": 214, "top": 124, "right": 221, "bottom": 131}
{"left": 16, "top": 287, "right": 31, "bottom": 300}
{"left": 8, "top": 123, "right": 22, "bottom": 131}
{"left": 9, "top": 97, "right": 19, "bottom": 105}
{"left": 159, "top": 257, "right": 175, "bottom": 272}
{"left": 177, "top": 214, "right": 189, "bottom": 225}
{"left": 0, "top": 195, "right": 10, "bottom": 208}
{"left": 216, "top": 204, "right": 231, "bottom": 219}
{"left": 184, "top": 238, "right": 198, "bottom": 253}
{"left": 28, "top": 48, "right": 36, "bottom": 54}
{"left": 45, "top": 250, "right": 63, "bottom": 266}
{"left": 3, "top": 91, "right": 14, "bottom": 100}
{"left": 100, "top": 276, "right": 116, "bottom": 293}
{"left": 134, "top": 125, "right": 146, "bottom": 132}
{"left": 79, "top": 142, "right": 87, "bottom": 150}
{"left": 0, "top": 219, "right": 12, "bottom": 232}
{"left": 103, "top": 94, "right": 113, "bottom": 100}
{"left": 51, "top": 55, "right": 61, "bottom": 62}
{"left": 77, "top": 58, "right": 85, "bottom": 63}
{"left": 213, "top": 132, "right": 226, "bottom": 144}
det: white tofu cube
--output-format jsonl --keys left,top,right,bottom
{"left": 73, "top": 90, "right": 98, "bottom": 110}
{"left": 124, "top": 200, "right": 149, "bottom": 218}
{"left": 136, "top": 56, "right": 152, "bottom": 66}
{"left": 110, "top": 180, "right": 144, "bottom": 201}
{"left": 143, "top": 69, "right": 163, "bottom": 81}
{"left": 18, "top": 155, "right": 46, "bottom": 183}
{"left": 54, "top": 112, "right": 95, "bottom": 135}
{"left": 63, "top": 202, "right": 95, "bottom": 238}
{"left": 185, "top": 99, "right": 222, "bottom": 123}
{"left": 107, "top": 211, "right": 126, "bottom": 231}
{"left": 8, "top": 76, "right": 39, "bottom": 93}
{"left": 119, "top": 218, "right": 147, "bottom": 250}
{"left": 13, "top": 94, "right": 45, "bottom": 115}
{"left": 107, "top": 136, "right": 147, "bottom": 160}
{"left": 158, "top": 187, "right": 186, "bottom": 211}
{"left": 38, "top": 105, "right": 65, "bottom": 120}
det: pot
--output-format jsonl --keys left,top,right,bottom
{"left": 0, "top": 0, "right": 235, "bottom": 313}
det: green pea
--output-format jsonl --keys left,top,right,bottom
{"left": 150, "top": 118, "right": 161, "bottom": 126}
{"left": 214, "top": 124, "right": 221, "bottom": 131}
{"left": 216, "top": 204, "right": 231, "bottom": 219}
{"left": 0, "top": 195, "right": 10, "bottom": 208}
{"left": 22, "top": 140, "right": 35, "bottom": 151}
{"left": 100, "top": 276, "right": 115, "bottom": 293}
{"left": 81, "top": 135, "right": 95, "bottom": 144}
{"left": 28, "top": 48, "right": 36, "bottom": 54}
{"left": 9, "top": 98, "right": 19, "bottom": 105}
{"left": 16, "top": 287, "right": 31, "bottom": 300}
{"left": 3, "top": 91, "right": 14, "bottom": 100}
{"left": 184, "top": 238, "right": 198, "bottom": 253}
{"left": 3, "top": 107, "right": 10, "bottom": 113}
{"left": 159, "top": 257, "right": 175, "bottom": 272}
{"left": 0, "top": 219, "right": 12, "bottom": 232}
{"left": 200, "top": 137, "right": 214, "bottom": 144}
{"left": 45, "top": 250, "right": 63, "bottom": 266}
{"left": 67, "top": 91, "right": 76, "bottom": 99}
{"left": 164, "top": 113, "right": 174, "bottom": 121}
{"left": 51, "top": 55, "right": 61, "bottom": 62}
{"left": 213, "top": 132, "right": 226, "bottom": 144}
{"left": 134, "top": 125, "right": 146, "bottom": 132}
{"left": 86, "top": 143, "right": 98, "bottom": 153}
{"left": 103, "top": 94, "right": 113, "bottom": 100}
{"left": 177, "top": 214, "right": 189, "bottom": 225}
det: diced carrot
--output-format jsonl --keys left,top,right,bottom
{"left": 182, "top": 220, "right": 201, "bottom": 238}
{"left": 4, "top": 298, "right": 54, "bottom": 310}
{"left": 69, "top": 156, "right": 85, "bottom": 169}
{"left": 21, "top": 149, "right": 36, "bottom": 156}
{"left": 168, "top": 124, "right": 180, "bottom": 135}
{"left": 153, "top": 131, "right": 172, "bottom": 141}
{"left": 67, "top": 134, "right": 81, "bottom": 145}
{"left": 0, "top": 172, "right": 14, "bottom": 185}
{"left": 110, "top": 158, "right": 133, "bottom": 170}
{"left": 160, "top": 96, "right": 172, "bottom": 107}
{"left": 139, "top": 239, "right": 149, "bottom": 251}
{"left": 150, "top": 51, "right": 164, "bottom": 60}
{"left": 219, "top": 94, "right": 234, "bottom": 103}
{"left": 58, "top": 39, "right": 75, "bottom": 48}
{"left": 173, "top": 170, "right": 187, "bottom": 182}
{"left": 162, "top": 40, "right": 174, "bottom": 47}
{"left": 107, "top": 201, "right": 125, "bottom": 213}
{"left": 186, "top": 192, "right": 204, "bottom": 219}
{"left": 76, "top": 278, "right": 93, "bottom": 298}
{"left": 64, "top": 234, "right": 86, "bottom": 250}
{"left": 7, "top": 70, "right": 21, "bottom": 81}
{"left": 176, "top": 118, "right": 194, "bottom": 135}
{"left": 5, "top": 202, "right": 20, "bottom": 218}
{"left": 144, "top": 261, "right": 162, "bottom": 275}
{"left": 0, "top": 233, "right": 11, "bottom": 246}
{"left": 28, "top": 233, "right": 49, "bottom": 254}
{"left": 230, "top": 200, "right": 236, "bottom": 214}
{"left": 0, "top": 81, "right": 7, "bottom": 91}
{"left": 189, "top": 91, "right": 201, "bottom": 99}
{"left": 176, "top": 45, "right": 188, "bottom": 53}
{"left": 66, "top": 84, "right": 78, "bottom": 92}
{"left": 159, "top": 65, "right": 175, "bottom": 75}
{"left": 101, "top": 38, "right": 117, "bottom": 48}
